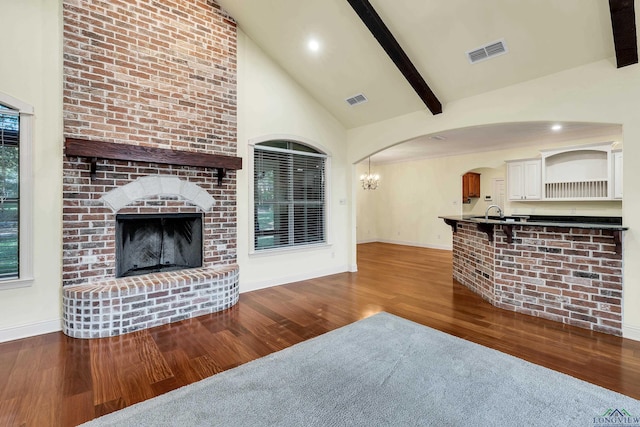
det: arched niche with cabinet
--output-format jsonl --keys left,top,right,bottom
{"left": 541, "top": 142, "right": 614, "bottom": 200}
{"left": 462, "top": 171, "right": 481, "bottom": 204}
{"left": 506, "top": 142, "right": 622, "bottom": 202}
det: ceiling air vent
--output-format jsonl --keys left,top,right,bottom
{"left": 466, "top": 39, "right": 508, "bottom": 64}
{"left": 428, "top": 135, "right": 447, "bottom": 141}
{"left": 345, "top": 93, "right": 368, "bottom": 107}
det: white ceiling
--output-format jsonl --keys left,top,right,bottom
{"left": 369, "top": 121, "right": 622, "bottom": 164}
{"left": 217, "top": 0, "right": 622, "bottom": 163}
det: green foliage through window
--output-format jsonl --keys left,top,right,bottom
{"left": 0, "top": 105, "right": 19, "bottom": 279}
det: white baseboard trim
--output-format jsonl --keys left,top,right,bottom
{"left": 623, "top": 324, "right": 640, "bottom": 342}
{"left": 0, "top": 318, "right": 61, "bottom": 343}
{"left": 240, "top": 264, "right": 350, "bottom": 293}
{"left": 372, "top": 239, "right": 452, "bottom": 251}
{"left": 356, "top": 238, "right": 377, "bottom": 244}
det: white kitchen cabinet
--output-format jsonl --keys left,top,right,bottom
{"left": 541, "top": 143, "right": 611, "bottom": 200}
{"left": 507, "top": 159, "right": 541, "bottom": 201}
{"left": 506, "top": 142, "right": 621, "bottom": 202}
{"left": 613, "top": 150, "right": 623, "bottom": 199}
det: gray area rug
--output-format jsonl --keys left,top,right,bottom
{"left": 81, "top": 312, "right": 640, "bottom": 426}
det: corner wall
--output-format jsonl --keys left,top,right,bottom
{"left": 0, "top": 0, "right": 64, "bottom": 340}
{"left": 236, "top": 30, "right": 351, "bottom": 291}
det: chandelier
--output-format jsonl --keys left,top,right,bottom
{"left": 360, "top": 157, "right": 380, "bottom": 190}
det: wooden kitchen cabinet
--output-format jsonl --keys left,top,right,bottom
{"left": 462, "top": 172, "right": 480, "bottom": 203}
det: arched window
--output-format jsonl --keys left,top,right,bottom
{"left": 253, "top": 140, "right": 327, "bottom": 251}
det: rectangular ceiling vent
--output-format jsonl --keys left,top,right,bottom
{"left": 466, "top": 39, "right": 508, "bottom": 64}
{"left": 345, "top": 93, "right": 368, "bottom": 107}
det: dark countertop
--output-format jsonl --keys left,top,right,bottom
{"left": 439, "top": 215, "right": 628, "bottom": 231}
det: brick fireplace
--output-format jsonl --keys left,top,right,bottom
{"left": 61, "top": 0, "right": 240, "bottom": 337}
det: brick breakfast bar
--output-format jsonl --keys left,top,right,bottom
{"left": 440, "top": 215, "right": 627, "bottom": 336}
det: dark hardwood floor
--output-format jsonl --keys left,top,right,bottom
{"left": 1, "top": 242, "right": 640, "bottom": 426}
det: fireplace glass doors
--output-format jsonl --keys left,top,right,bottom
{"left": 115, "top": 213, "right": 203, "bottom": 278}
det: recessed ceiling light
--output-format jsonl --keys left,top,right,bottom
{"left": 551, "top": 124, "right": 563, "bottom": 131}
{"left": 308, "top": 39, "right": 320, "bottom": 52}
{"left": 428, "top": 135, "right": 447, "bottom": 141}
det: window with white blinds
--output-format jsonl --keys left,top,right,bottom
{"left": 254, "top": 141, "right": 326, "bottom": 251}
{"left": 0, "top": 104, "right": 20, "bottom": 279}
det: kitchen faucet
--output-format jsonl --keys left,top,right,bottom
{"left": 485, "top": 204, "right": 504, "bottom": 220}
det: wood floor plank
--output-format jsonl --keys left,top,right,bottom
{"left": 0, "top": 398, "right": 19, "bottom": 427}
{"left": 1, "top": 242, "right": 640, "bottom": 427}
{"left": 60, "top": 391, "right": 94, "bottom": 427}
{"left": 131, "top": 332, "right": 174, "bottom": 384}
{"left": 2, "top": 337, "right": 48, "bottom": 401}
{"left": 61, "top": 336, "right": 92, "bottom": 398}
{"left": 93, "top": 397, "right": 126, "bottom": 419}
{"left": 162, "top": 348, "right": 205, "bottom": 385}
{"left": 0, "top": 347, "right": 19, "bottom": 401}
{"left": 88, "top": 339, "right": 122, "bottom": 406}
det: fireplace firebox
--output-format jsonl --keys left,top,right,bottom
{"left": 116, "top": 213, "right": 203, "bottom": 278}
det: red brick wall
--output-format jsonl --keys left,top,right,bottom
{"left": 62, "top": 159, "right": 236, "bottom": 286}
{"left": 62, "top": 0, "right": 237, "bottom": 286}
{"left": 494, "top": 225, "right": 622, "bottom": 335}
{"left": 452, "top": 223, "right": 495, "bottom": 303}
{"left": 451, "top": 222, "right": 623, "bottom": 336}
{"left": 63, "top": 0, "right": 236, "bottom": 154}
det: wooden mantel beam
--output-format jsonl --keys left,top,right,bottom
{"left": 609, "top": 0, "right": 638, "bottom": 68}
{"left": 346, "top": 0, "right": 442, "bottom": 115}
{"left": 65, "top": 138, "right": 242, "bottom": 185}
{"left": 64, "top": 138, "right": 242, "bottom": 170}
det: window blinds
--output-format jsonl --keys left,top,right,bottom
{"left": 254, "top": 144, "right": 326, "bottom": 250}
{"left": 0, "top": 106, "right": 19, "bottom": 279}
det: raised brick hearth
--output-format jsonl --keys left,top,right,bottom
{"left": 452, "top": 222, "right": 623, "bottom": 335}
{"left": 63, "top": 265, "right": 239, "bottom": 338}
{"left": 61, "top": 0, "right": 239, "bottom": 337}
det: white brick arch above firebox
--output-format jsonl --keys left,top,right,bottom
{"left": 101, "top": 175, "right": 216, "bottom": 212}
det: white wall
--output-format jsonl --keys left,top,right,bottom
{"left": 355, "top": 162, "right": 379, "bottom": 243}
{"left": 349, "top": 59, "right": 640, "bottom": 340}
{"left": 0, "top": 0, "right": 63, "bottom": 340}
{"left": 236, "top": 30, "right": 352, "bottom": 291}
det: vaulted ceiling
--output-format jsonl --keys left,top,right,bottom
{"left": 217, "top": 0, "right": 636, "bottom": 161}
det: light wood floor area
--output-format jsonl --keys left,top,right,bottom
{"left": 2, "top": 242, "right": 640, "bottom": 426}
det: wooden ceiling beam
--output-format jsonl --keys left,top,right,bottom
{"left": 609, "top": 0, "right": 638, "bottom": 68}
{"left": 346, "top": 0, "right": 442, "bottom": 115}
